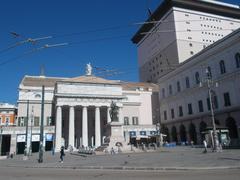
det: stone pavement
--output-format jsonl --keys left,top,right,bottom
{"left": 1, "top": 147, "right": 240, "bottom": 171}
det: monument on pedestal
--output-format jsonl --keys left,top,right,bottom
{"left": 106, "top": 102, "right": 129, "bottom": 152}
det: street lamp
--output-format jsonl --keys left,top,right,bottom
{"left": 24, "top": 99, "right": 30, "bottom": 158}
{"left": 29, "top": 106, "right": 34, "bottom": 156}
{"left": 200, "top": 68, "right": 218, "bottom": 152}
{"left": 38, "top": 85, "right": 45, "bottom": 163}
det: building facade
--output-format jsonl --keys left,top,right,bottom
{"left": 16, "top": 66, "right": 159, "bottom": 153}
{"left": 0, "top": 103, "right": 17, "bottom": 155}
{"left": 132, "top": 0, "right": 240, "bottom": 83}
{"left": 158, "top": 28, "right": 240, "bottom": 145}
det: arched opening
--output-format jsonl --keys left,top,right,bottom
{"left": 226, "top": 117, "right": 238, "bottom": 139}
{"left": 199, "top": 121, "right": 207, "bottom": 143}
{"left": 179, "top": 124, "right": 187, "bottom": 143}
{"left": 171, "top": 126, "right": 178, "bottom": 143}
{"left": 189, "top": 123, "right": 197, "bottom": 144}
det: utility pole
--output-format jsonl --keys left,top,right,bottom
{"left": 29, "top": 106, "right": 34, "bottom": 156}
{"left": 24, "top": 99, "right": 29, "bottom": 158}
{"left": 206, "top": 69, "right": 218, "bottom": 152}
{"left": 38, "top": 85, "right": 45, "bottom": 163}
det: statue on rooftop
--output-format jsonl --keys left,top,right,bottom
{"left": 86, "top": 63, "right": 92, "bottom": 76}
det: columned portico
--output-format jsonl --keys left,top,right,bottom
{"left": 68, "top": 106, "right": 75, "bottom": 148}
{"left": 95, "top": 106, "right": 101, "bottom": 147}
{"left": 82, "top": 106, "right": 88, "bottom": 147}
{"left": 55, "top": 106, "right": 62, "bottom": 151}
{"left": 107, "top": 106, "right": 111, "bottom": 123}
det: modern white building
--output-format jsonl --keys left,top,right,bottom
{"left": 158, "top": 27, "right": 240, "bottom": 145}
{"left": 132, "top": 0, "right": 240, "bottom": 83}
{"left": 15, "top": 65, "right": 159, "bottom": 153}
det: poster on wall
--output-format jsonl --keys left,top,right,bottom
{"left": 17, "top": 135, "right": 26, "bottom": 142}
{"left": 32, "top": 134, "right": 40, "bottom": 142}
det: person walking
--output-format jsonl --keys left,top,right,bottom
{"left": 60, "top": 146, "right": 65, "bottom": 163}
{"left": 203, "top": 140, "right": 207, "bottom": 153}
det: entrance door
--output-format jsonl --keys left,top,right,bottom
{"left": 17, "top": 142, "right": 25, "bottom": 154}
{"left": 31, "top": 142, "right": 40, "bottom": 153}
{"left": 1, "top": 135, "right": 11, "bottom": 156}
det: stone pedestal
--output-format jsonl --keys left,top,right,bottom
{"left": 106, "top": 122, "right": 130, "bottom": 152}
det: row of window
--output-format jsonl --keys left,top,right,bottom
{"left": 200, "top": 16, "right": 222, "bottom": 23}
{"left": 161, "top": 53, "right": 240, "bottom": 98}
{"left": 124, "top": 117, "right": 139, "bottom": 125}
{"left": 200, "top": 24, "right": 223, "bottom": 29}
{"left": 17, "top": 116, "right": 52, "bottom": 127}
{"left": 163, "top": 92, "right": 231, "bottom": 120}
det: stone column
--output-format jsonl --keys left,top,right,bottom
{"left": 82, "top": 106, "right": 88, "bottom": 147}
{"left": 55, "top": 106, "right": 62, "bottom": 152}
{"left": 107, "top": 106, "right": 111, "bottom": 123}
{"left": 68, "top": 106, "right": 75, "bottom": 148}
{"left": 95, "top": 106, "right": 101, "bottom": 147}
{"left": 118, "top": 106, "right": 123, "bottom": 124}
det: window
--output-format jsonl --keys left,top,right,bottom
{"left": 124, "top": 117, "right": 129, "bottom": 125}
{"left": 177, "top": 81, "right": 181, "bottom": 92}
{"left": 171, "top": 109, "right": 175, "bottom": 119}
{"left": 213, "top": 95, "right": 219, "bottom": 109}
{"left": 47, "top": 117, "right": 52, "bottom": 126}
{"left": 34, "top": 117, "right": 40, "bottom": 126}
{"left": 185, "top": 77, "right": 190, "bottom": 88}
{"left": 188, "top": 103, "right": 193, "bottom": 115}
{"left": 235, "top": 53, "right": 240, "bottom": 68}
{"left": 219, "top": 60, "right": 226, "bottom": 74}
{"left": 224, "top": 92, "right": 231, "bottom": 106}
{"left": 198, "top": 100, "right": 204, "bottom": 112}
{"left": 195, "top": 72, "right": 200, "bottom": 84}
{"left": 164, "top": 111, "right": 167, "bottom": 120}
{"left": 179, "top": 106, "right": 183, "bottom": 117}
{"left": 5, "top": 117, "right": 10, "bottom": 126}
{"left": 206, "top": 66, "right": 212, "bottom": 78}
{"left": 169, "top": 85, "right": 172, "bottom": 95}
{"left": 132, "top": 117, "right": 139, "bottom": 125}
{"left": 162, "top": 88, "right": 165, "bottom": 98}
{"left": 190, "top": 51, "right": 194, "bottom": 55}
{"left": 207, "top": 98, "right": 211, "bottom": 111}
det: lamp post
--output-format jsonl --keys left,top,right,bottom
{"left": 201, "top": 68, "right": 218, "bottom": 151}
{"left": 0, "top": 126, "right": 3, "bottom": 156}
{"left": 29, "top": 106, "right": 34, "bottom": 156}
{"left": 38, "top": 85, "right": 45, "bottom": 163}
{"left": 24, "top": 100, "right": 30, "bottom": 158}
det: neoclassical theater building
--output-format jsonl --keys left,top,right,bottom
{"left": 16, "top": 65, "right": 159, "bottom": 152}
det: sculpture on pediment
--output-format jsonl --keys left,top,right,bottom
{"left": 109, "top": 101, "right": 119, "bottom": 122}
{"left": 86, "top": 63, "right": 92, "bottom": 76}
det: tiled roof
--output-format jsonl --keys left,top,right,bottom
{"left": 21, "top": 76, "right": 67, "bottom": 87}
{"left": 61, "top": 75, "right": 121, "bottom": 85}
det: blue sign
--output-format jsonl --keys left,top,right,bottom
{"left": 129, "top": 131, "right": 136, "bottom": 137}
{"left": 45, "top": 134, "right": 53, "bottom": 141}
{"left": 150, "top": 131, "right": 157, "bottom": 135}
{"left": 140, "top": 131, "right": 146, "bottom": 136}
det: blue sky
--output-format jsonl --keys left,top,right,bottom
{"left": 0, "top": 0, "right": 239, "bottom": 104}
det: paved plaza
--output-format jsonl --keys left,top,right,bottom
{"left": 1, "top": 147, "right": 240, "bottom": 170}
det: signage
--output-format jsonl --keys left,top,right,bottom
{"left": 129, "top": 131, "right": 136, "bottom": 137}
{"left": 32, "top": 134, "right": 40, "bottom": 142}
{"left": 46, "top": 134, "right": 53, "bottom": 141}
{"left": 140, "top": 131, "right": 146, "bottom": 136}
{"left": 17, "top": 135, "right": 25, "bottom": 142}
